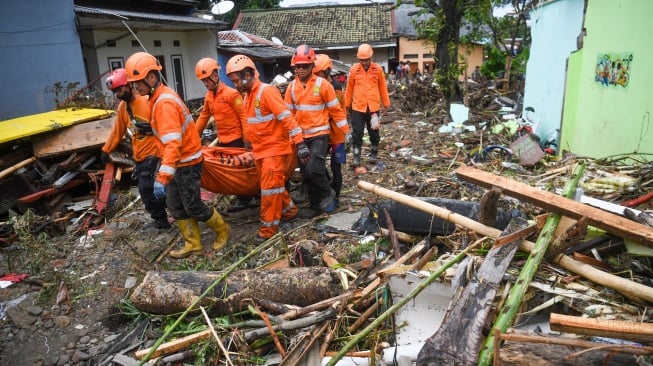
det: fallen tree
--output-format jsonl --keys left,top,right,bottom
{"left": 130, "top": 267, "right": 345, "bottom": 315}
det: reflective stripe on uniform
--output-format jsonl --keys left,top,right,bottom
{"left": 180, "top": 150, "right": 202, "bottom": 163}
{"left": 160, "top": 132, "right": 182, "bottom": 144}
{"left": 261, "top": 186, "right": 285, "bottom": 196}
{"left": 160, "top": 164, "right": 176, "bottom": 175}
{"left": 260, "top": 218, "right": 280, "bottom": 227}
{"left": 281, "top": 200, "right": 295, "bottom": 215}
{"left": 289, "top": 126, "right": 302, "bottom": 138}
{"left": 303, "top": 124, "right": 330, "bottom": 135}
{"left": 247, "top": 85, "right": 275, "bottom": 125}
{"left": 152, "top": 94, "right": 194, "bottom": 133}
{"left": 152, "top": 93, "right": 202, "bottom": 164}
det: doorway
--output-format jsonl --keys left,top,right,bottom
{"left": 171, "top": 55, "right": 186, "bottom": 102}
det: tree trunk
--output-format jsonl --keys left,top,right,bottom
{"left": 130, "top": 267, "right": 344, "bottom": 315}
{"left": 436, "top": 0, "right": 464, "bottom": 107}
{"left": 417, "top": 217, "right": 527, "bottom": 366}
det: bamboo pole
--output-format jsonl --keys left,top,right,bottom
{"left": 0, "top": 156, "right": 36, "bottom": 180}
{"left": 477, "top": 163, "right": 585, "bottom": 366}
{"left": 356, "top": 181, "right": 653, "bottom": 303}
{"left": 550, "top": 313, "right": 653, "bottom": 343}
{"left": 325, "top": 241, "right": 483, "bottom": 366}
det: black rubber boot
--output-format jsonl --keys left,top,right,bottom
{"left": 369, "top": 144, "right": 378, "bottom": 164}
{"left": 352, "top": 146, "right": 361, "bottom": 167}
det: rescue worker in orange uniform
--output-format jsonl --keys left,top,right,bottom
{"left": 125, "top": 52, "right": 230, "bottom": 258}
{"left": 101, "top": 68, "right": 170, "bottom": 229}
{"left": 225, "top": 54, "right": 307, "bottom": 243}
{"left": 312, "top": 54, "right": 350, "bottom": 212}
{"left": 344, "top": 43, "right": 391, "bottom": 167}
{"left": 194, "top": 57, "right": 254, "bottom": 212}
{"left": 284, "top": 45, "right": 349, "bottom": 218}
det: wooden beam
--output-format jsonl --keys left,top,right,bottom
{"left": 550, "top": 313, "right": 653, "bottom": 344}
{"left": 357, "top": 180, "right": 653, "bottom": 303}
{"left": 455, "top": 165, "right": 653, "bottom": 247}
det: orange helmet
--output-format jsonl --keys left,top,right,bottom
{"left": 195, "top": 58, "right": 220, "bottom": 80}
{"left": 313, "top": 54, "right": 332, "bottom": 75}
{"left": 226, "top": 55, "right": 255, "bottom": 75}
{"left": 293, "top": 44, "right": 316, "bottom": 65}
{"left": 357, "top": 43, "right": 374, "bottom": 59}
{"left": 106, "top": 68, "right": 128, "bottom": 90}
{"left": 125, "top": 52, "right": 161, "bottom": 82}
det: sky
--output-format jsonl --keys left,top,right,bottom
{"left": 279, "top": 0, "right": 375, "bottom": 7}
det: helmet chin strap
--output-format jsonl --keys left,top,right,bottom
{"left": 144, "top": 78, "right": 160, "bottom": 96}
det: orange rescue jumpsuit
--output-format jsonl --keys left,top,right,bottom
{"left": 344, "top": 62, "right": 391, "bottom": 149}
{"left": 195, "top": 82, "right": 248, "bottom": 147}
{"left": 244, "top": 78, "right": 303, "bottom": 238}
{"left": 150, "top": 85, "right": 210, "bottom": 221}
{"left": 102, "top": 95, "right": 167, "bottom": 223}
{"left": 285, "top": 75, "right": 349, "bottom": 209}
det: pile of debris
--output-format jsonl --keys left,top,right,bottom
{"left": 2, "top": 81, "right": 653, "bottom": 365}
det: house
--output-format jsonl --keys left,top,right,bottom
{"left": 216, "top": 29, "right": 296, "bottom": 84}
{"left": 0, "top": 0, "right": 88, "bottom": 120}
{"left": 524, "top": 0, "right": 653, "bottom": 159}
{"left": 0, "top": 0, "right": 227, "bottom": 120}
{"left": 394, "top": 3, "right": 485, "bottom": 80}
{"left": 522, "top": 0, "right": 584, "bottom": 148}
{"left": 74, "top": 0, "right": 228, "bottom": 105}
{"left": 233, "top": 3, "right": 396, "bottom": 73}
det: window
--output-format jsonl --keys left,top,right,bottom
{"left": 108, "top": 57, "right": 124, "bottom": 71}
{"left": 131, "top": 40, "right": 139, "bottom": 47}
{"left": 173, "top": 40, "right": 181, "bottom": 47}
{"left": 107, "top": 40, "right": 116, "bottom": 47}
{"left": 154, "top": 40, "right": 162, "bottom": 47}
{"left": 404, "top": 54, "right": 418, "bottom": 59}
{"left": 423, "top": 53, "right": 434, "bottom": 58}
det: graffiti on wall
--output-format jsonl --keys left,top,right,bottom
{"left": 595, "top": 53, "right": 632, "bottom": 88}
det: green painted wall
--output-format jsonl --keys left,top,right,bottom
{"left": 560, "top": 0, "right": 653, "bottom": 158}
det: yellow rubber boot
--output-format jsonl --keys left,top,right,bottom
{"left": 205, "top": 208, "right": 231, "bottom": 251}
{"left": 169, "top": 218, "right": 203, "bottom": 258}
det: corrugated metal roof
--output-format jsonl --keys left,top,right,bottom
{"left": 217, "top": 30, "right": 296, "bottom": 60}
{"left": 233, "top": 3, "right": 395, "bottom": 49}
{"left": 74, "top": 5, "right": 225, "bottom": 29}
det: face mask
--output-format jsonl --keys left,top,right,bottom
{"left": 118, "top": 90, "right": 133, "bottom": 102}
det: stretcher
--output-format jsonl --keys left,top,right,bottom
{"left": 199, "top": 146, "right": 297, "bottom": 196}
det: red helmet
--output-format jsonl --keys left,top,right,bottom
{"left": 125, "top": 52, "right": 162, "bottom": 82}
{"left": 290, "top": 55, "right": 296, "bottom": 67}
{"left": 313, "top": 54, "right": 332, "bottom": 75}
{"left": 106, "top": 68, "right": 128, "bottom": 90}
{"left": 357, "top": 43, "right": 374, "bottom": 59}
{"left": 293, "top": 44, "right": 316, "bottom": 65}
{"left": 195, "top": 58, "right": 220, "bottom": 80}
{"left": 226, "top": 55, "right": 255, "bottom": 75}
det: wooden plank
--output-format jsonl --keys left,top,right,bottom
{"left": 455, "top": 165, "right": 653, "bottom": 247}
{"left": 0, "top": 108, "right": 113, "bottom": 144}
{"left": 31, "top": 117, "right": 115, "bottom": 157}
{"left": 417, "top": 218, "right": 528, "bottom": 365}
{"left": 550, "top": 313, "right": 653, "bottom": 343}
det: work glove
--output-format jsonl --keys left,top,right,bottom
{"left": 153, "top": 181, "right": 166, "bottom": 200}
{"left": 134, "top": 121, "right": 153, "bottom": 135}
{"left": 296, "top": 142, "right": 311, "bottom": 165}
{"left": 100, "top": 152, "right": 111, "bottom": 165}
{"left": 345, "top": 133, "right": 352, "bottom": 153}
{"left": 370, "top": 113, "right": 380, "bottom": 130}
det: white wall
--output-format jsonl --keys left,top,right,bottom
{"left": 522, "top": 0, "right": 585, "bottom": 141}
{"left": 91, "top": 29, "right": 217, "bottom": 102}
